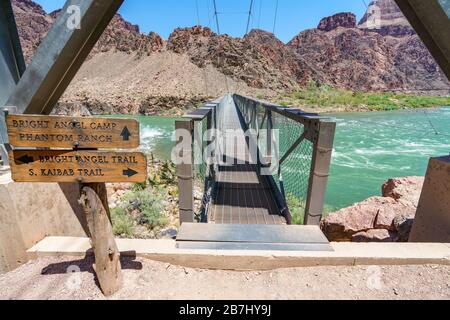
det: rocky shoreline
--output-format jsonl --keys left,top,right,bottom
{"left": 321, "top": 177, "right": 424, "bottom": 242}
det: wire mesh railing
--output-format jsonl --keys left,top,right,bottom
{"left": 177, "top": 101, "right": 219, "bottom": 223}
{"left": 233, "top": 94, "right": 336, "bottom": 225}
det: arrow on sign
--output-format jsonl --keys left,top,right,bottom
{"left": 123, "top": 168, "right": 138, "bottom": 178}
{"left": 121, "top": 127, "right": 131, "bottom": 141}
{"left": 17, "top": 155, "right": 34, "bottom": 164}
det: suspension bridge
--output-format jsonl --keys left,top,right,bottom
{"left": 175, "top": 93, "right": 336, "bottom": 250}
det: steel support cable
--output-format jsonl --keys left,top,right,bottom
{"left": 212, "top": 0, "right": 231, "bottom": 93}
{"left": 195, "top": 0, "right": 210, "bottom": 96}
{"left": 213, "top": 0, "right": 221, "bottom": 34}
{"left": 235, "top": 0, "right": 255, "bottom": 95}
{"left": 245, "top": 0, "right": 255, "bottom": 35}
{"left": 272, "top": 0, "right": 279, "bottom": 34}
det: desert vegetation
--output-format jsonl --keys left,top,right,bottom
{"left": 110, "top": 160, "right": 179, "bottom": 239}
{"left": 278, "top": 82, "right": 450, "bottom": 112}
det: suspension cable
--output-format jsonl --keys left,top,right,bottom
{"left": 195, "top": 0, "right": 210, "bottom": 96}
{"left": 245, "top": 0, "right": 254, "bottom": 35}
{"left": 272, "top": 0, "right": 279, "bottom": 33}
{"left": 212, "top": 0, "right": 230, "bottom": 93}
{"left": 213, "top": 0, "right": 221, "bottom": 34}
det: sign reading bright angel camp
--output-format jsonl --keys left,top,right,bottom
{"left": 6, "top": 115, "right": 147, "bottom": 183}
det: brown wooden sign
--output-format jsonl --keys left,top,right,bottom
{"left": 9, "top": 150, "right": 147, "bottom": 183}
{"left": 6, "top": 115, "right": 140, "bottom": 149}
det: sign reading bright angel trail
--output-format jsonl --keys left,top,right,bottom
{"left": 6, "top": 115, "right": 147, "bottom": 184}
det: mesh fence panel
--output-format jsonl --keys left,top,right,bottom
{"left": 272, "top": 113, "right": 313, "bottom": 215}
{"left": 234, "top": 95, "right": 314, "bottom": 223}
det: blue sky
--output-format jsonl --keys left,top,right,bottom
{"left": 34, "top": 0, "right": 368, "bottom": 43}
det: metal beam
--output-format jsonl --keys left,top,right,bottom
{"left": 6, "top": 0, "right": 123, "bottom": 115}
{"left": 0, "top": 0, "right": 25, "bottom": 106}
{"left": 279, "top": 132, "right": 307, "bottom": 166}
{"left": 0, "top": 0, "right": 26, "bottom": 165}
{"left": 395, "top": 0, "right": 450, "bottom": 80}
{"left": 176, "top": 119, "right": 195, "bottom": 224}
{"left": 304, "top": 121, "right": 336, "bottom": 226}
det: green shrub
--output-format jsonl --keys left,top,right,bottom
{"left": 132, "top": 181, "right": 148, "bottom": 192}
{"left": 286, "top": 194, "right": 305, "bottom": 225}
{"left": 111, "top": 207, "right": 134, "bottom": 237}
{"left": 123, "top": 190, "right": 168, "bottom": 229}
{"left": 286, "top": 193, "right": 336, "bottom": 224}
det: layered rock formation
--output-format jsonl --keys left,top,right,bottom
{"left": 288, "top": 0, "right": 450, "bottom": 93}
{"left": 167, "top": 26, "right": 319, "bottom": 90}
{"left": 318, "top": 12, "right": 356, "bottom": 32}
{"left": 321, "top": 177, "right": 424, "bottom": 242}
{"left": 10, "top": 0, "right": 450, "bottom": 114}
{"left": 12, "top": 0, "right": 53, "bottom": 64}
{"left": 358, "top": 0, "right": 415, "bottom": 36}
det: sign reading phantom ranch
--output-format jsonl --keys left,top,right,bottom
{"left": 6, "top": 114, "right": 147, "bottom": 183}
{"left": 6, "top": 115, "right": 140, "bottom": 149}
{"left": 9, "top": 150, "right": 147, "bottom": 183}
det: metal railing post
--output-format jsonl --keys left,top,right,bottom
{"left": 176, "top": 119, "right": 195, "bottom": 224}
{"left": 304, "top": 121, "right": 336, "bottom": 226}
{"left": 267, "top": 110, "right": 273, "bottom": 161}
{"left": 206, "top": 109, "right": 214, "bottom": 180}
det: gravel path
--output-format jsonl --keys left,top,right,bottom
{"left": 0, "top": 256, "right": 449, "bottom": 300}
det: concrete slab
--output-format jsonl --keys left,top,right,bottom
{"left": 0, "top": 180, "right": 86, "bottom": 273}
{"left": 410, "top": 156, "right": 450, "bottom": 242}
{"left": 27, "top": 237, "right": 450, "bottom": 271}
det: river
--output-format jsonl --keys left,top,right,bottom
{"left": 128, "top": 107, "right": 450, "bottom": 211}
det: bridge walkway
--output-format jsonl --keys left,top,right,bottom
{"left": 208, "top": 96, "right": 286, "bottom": 225}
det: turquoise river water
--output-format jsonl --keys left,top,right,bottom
{"left": 125, "top": 107, "right": 450, "bottom": 211}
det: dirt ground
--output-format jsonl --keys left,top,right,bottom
{"left": 0, "top": 256, "right": 449, "bottom": 300}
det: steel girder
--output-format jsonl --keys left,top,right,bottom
{"left": 5, "top": 0, "right": 123, "bottom": 116}
{"left": 0, "top": 0, "right": 26, "bottom": 165}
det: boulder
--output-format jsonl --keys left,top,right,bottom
{"left": 322, "top": 176, "right": 424, "bottom": 242}
{"left": 394, "top": 212, "right": 415, "bottom": 242}
{"left": 159, "top": 228, "right": 178, "bottom": 240}
{"left": 374, "top": 205, "right": 397, "bottom": 231}
{"left": 352, "top": 229, "right": 398, "bottom": 242}
{"left": 382, "top": 176, "right": 424, "bottom": 206}
{"left": 321, "top": 197, "right": 396, "bottom": 241}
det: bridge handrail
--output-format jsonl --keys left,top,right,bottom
{"left": 232, "top": 94, "right": 336, "bottom": 226}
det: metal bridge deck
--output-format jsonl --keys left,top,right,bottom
{"left": 209, "top": 96, "right": 286, "bottom": 225}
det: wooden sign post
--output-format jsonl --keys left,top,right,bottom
{"left": 6, "top": 114, "right": 148, "bottom": 296}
